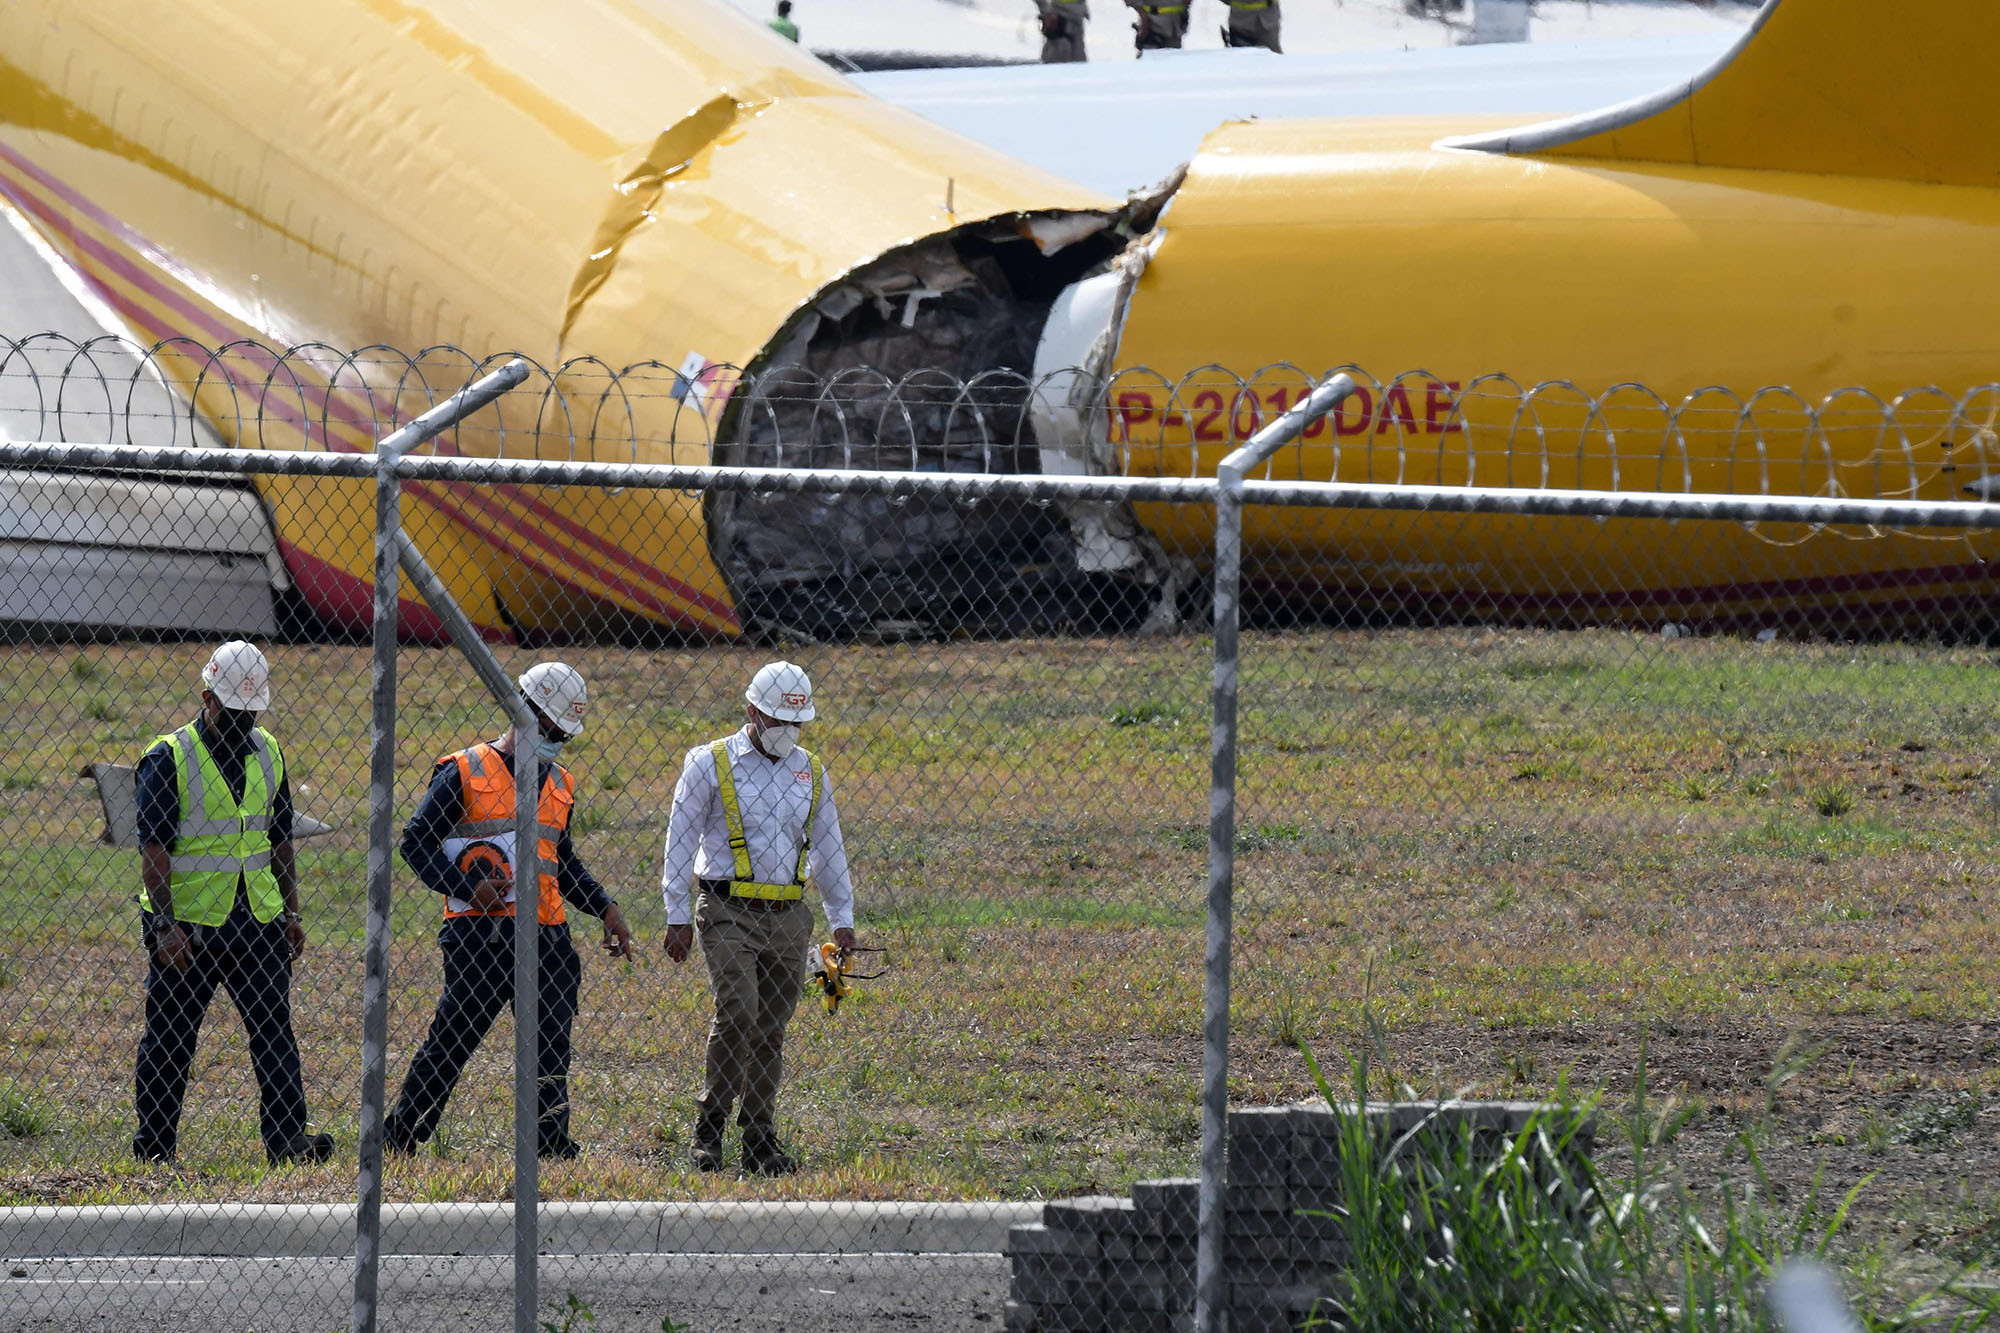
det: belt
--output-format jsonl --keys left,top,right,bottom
{"left": 699, "top": 878, "right": 803, "bottom": 910}
{"left": 1143, "top": 5, "right": 1187, "bottom": 12}
{"left": 1228, "top": 1, "right": 1270, "bottom": 8}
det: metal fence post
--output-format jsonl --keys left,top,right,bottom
{"left": 352, "top": 359, "right": 531, "bottom": 1333}
{"left": 509, "top": 665, "right": 540, "bottom": 1333}
{"left": 393, "top": 529, "right": 546, "bottom": 1333}
{"left": 353, "top": 420, "right": 401, "bottom": 1333}
{"left": 1197, "top": 375, "right": 1354, "bottom": 1333}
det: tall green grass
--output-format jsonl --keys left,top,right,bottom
{"left": 1297, "top": 1037, "right": 1999, "bottom": 1332}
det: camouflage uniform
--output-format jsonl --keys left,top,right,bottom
{"left": 1129, "top": 0, "right": 1188, "bottom": 51}
{"left": 1224, "top": 0, "right": 1281, "bottom": 52}
{"left": 1037, "top": 0, "right": 1090, "bottom": 62}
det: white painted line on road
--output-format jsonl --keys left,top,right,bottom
{"left": 8, "top": 1277, "right": 208, "bottom": 1285}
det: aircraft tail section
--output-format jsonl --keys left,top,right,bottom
{"left": 1445, "top": 0, "right": 2000, "bottom": 188}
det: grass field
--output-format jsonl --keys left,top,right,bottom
{"left": 1, "top": 627, "right": 1996, "bottom": 1282}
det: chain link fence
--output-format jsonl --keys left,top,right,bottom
{"left": 2, "top": 341, "right": 1998, "bottom": 1331}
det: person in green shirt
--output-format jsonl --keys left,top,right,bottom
{"left": 769, "top": 0, "right": 799, "bottom": 42}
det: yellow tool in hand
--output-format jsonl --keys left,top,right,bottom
{"left": 810, "top": 940, "right": 886, "bottom": 1016}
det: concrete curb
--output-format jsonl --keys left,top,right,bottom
{"left": 1, "top": 1201, "right": 1042, "bottom": 1260}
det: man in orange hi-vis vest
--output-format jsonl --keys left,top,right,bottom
{"left": 383, "top": 662, "right": 634, "bottom": 1160}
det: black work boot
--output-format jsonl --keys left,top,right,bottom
{"left": 690, "top": 1107, "right": 727, "bottom": 1172}
{"left": 268, "top": 1131, "right": 335, "bottom": 1167}
{"left": 742, "top": 1125, "right": 799, "bottom": 1177}
{"left": 131, "top": 1137, "right": 176, "bottom": 1165}
{"left": 381, "top": 1113, "right": 420, "bottom": 1156}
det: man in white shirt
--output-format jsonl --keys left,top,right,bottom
{"left": 661, "top": 661, "right": 857, "bottom": 1175}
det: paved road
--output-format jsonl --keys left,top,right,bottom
{"left": 1, "top": 1253, "right": 1011, "bottom": 1332}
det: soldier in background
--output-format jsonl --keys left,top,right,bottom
{"left": 1037, "top": 0, "right": 1090, "bottom": 62}
{"left": 1128, "top": 0, "right": 1188, "bottom": 52}
{"left": 1222, "top": 0, "right": 1282, "bottom": 52}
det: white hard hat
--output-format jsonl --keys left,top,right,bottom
{"left": 518, "top": 661, "right": 587, "bottom": 737}
{"left": 745, "top": 660, "right": 816, "bottom": 722}
{"left": 202, "top": 640, "right": 270, "bottom": 712}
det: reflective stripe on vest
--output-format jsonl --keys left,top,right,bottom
{"left": 139, "top": 724, "right": 285, "bottom": 927}
{"left": 1228, "top": 1, "right": 1270, "bottom": 8}
{"left": 439, "top": 741, "right": 573, "bottom": 925}
{"left": 710, "top": 740, "right": 822, "bottom": 902}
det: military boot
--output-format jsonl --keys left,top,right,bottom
{"left": 742, "top": 1125, "right": 799, "bottom": 1177}
{"left": 690, "top": 1107, "right": 727, "bottom": 1172}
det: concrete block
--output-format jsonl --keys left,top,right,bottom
{"left": 1224, "top": 1207, "right": 1308, "bottom": 1238}
{"left": 1220, "top": 1301, "right": 1297, "bottom": 1333}
{"left": 1102, "top": 1255, "right": 1195, "bottom": 1288}
{"left": 1289, "top": 1180, "right": 1342, "bottom": 1214}
{"left": 1105, "top": 1311, "right": 1192, "bottom": 1333}
{"left": 1035, "top": 1296, "right": 1105, "bottom": 1333}
{"left": 1102, "top": 1233, "right": 1193, "bottom": 1265}
{"left": 1009, "top": 1222, "right": 1101, "bottom": 1261}
{"left": 1291, "top": 1158, "right": 1340, "bottom": 1191}
{"left": 1011, "top": 1259, "right": 1093, "bottom": 1306}
{"left": 1227, "top": 1107, "right": 1295, "bottom": 1141}
{"left": 1227, "top": 1108, "right": 1296, "bottom": 1187}
{"left": 1044, "top": 1196, "right": 1136, "bottom": 1236}
{"left": 1221, "top": 1229, "right": 1302, "bottom": 1265}
{"left": 1223, "top": 1184, "right": 1288, "bottom": 1214}
{"left": 1003, "top": 1299, "right": 1040, "bottom": 1333}
{"left": 1101, "top": 1272, "right": 1183, "bottom": 1311}
{"left": 1131, "top": 1179, "right": 1197, "bottom": 1235}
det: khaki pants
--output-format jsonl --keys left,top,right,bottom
{"left": 695, "top": 890, "right": 813, "bottom": 1133}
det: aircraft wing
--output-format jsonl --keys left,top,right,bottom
{"left": 857, "top": 36, "right": 1736, "bottom": 196}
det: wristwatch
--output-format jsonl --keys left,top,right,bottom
{"left": 281, "top": 911, "right": 302, "bottom": 924}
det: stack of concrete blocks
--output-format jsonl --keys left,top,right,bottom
{"left": 1004, "top": 1100, "right": 1592, "bottom": 1333}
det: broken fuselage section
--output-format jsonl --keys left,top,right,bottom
{"left": 710, "top": 208, "right": 1187, "bottom": 640}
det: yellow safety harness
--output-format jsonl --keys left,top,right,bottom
{"left": 711, "top": 739, "right": 822, "bottom": 901}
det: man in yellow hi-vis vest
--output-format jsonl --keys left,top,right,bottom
{"left": 661, "top": 661, "right": 858, "bottom": 1176}
{"left": 132, "top": 641, "right": 332, "bottom": 1166}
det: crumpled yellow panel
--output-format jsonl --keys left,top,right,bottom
{"left": 0, "top": 0, "right": 1112, "bottom": 638}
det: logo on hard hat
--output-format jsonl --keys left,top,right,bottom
{"left": 783, "top": 691, "right": 808, "bottom": 707}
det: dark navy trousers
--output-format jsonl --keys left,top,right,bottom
{"left": 133, "top": 909, "right": 308, "bottom": 1158}
{"left": 386, "top": 916, "right": 582, "bottom": 1151}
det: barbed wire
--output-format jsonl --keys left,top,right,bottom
{"left": 1, "top": 334, "right": 1995, "bottom": 515}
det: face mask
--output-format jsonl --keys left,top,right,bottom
{"left": 757, "top": 721, "right": 800, "bottom": 759}
{"left": 535, "top": 735, "right": 567, "bottom": 763}
{"left": 213, "top": 708, "right": 258, "bottom": 749}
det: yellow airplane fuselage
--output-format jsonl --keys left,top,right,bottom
{"left": 1104, "top": 117, "right": 2000, "bottom": 625}
{"left": 3, "top": 0, "right": 1997, "bottom": 637}
{"left": 0, "top": 0, "right": 1107, "bottom": 639}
